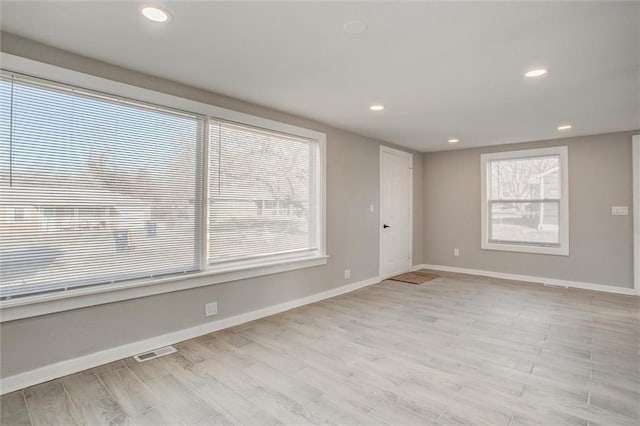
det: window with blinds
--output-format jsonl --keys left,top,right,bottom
{"left": 481, "top": 146, "right": 569, "bottom": 255}
{"left": 488, "top": 154, "right": 561, "bottom": 246}
{"left": 0, "top": 73, "right": 202, "bottom": 298}
{"left": 0, "top": 69, "right": 325, "bottom": 302}
{"left": 208, "top": 121, "right": 318, "bottom": 265}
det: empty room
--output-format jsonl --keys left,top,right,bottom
{"left": 0, "top": 1, "right": 638, "bottom": 425}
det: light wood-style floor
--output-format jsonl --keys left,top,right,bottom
{"left": 2, "top": 271, "right": 639, "bottom": 426}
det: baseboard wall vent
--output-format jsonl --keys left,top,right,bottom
{"left": 133, "top": 345, "right": 177, "bottom": 362}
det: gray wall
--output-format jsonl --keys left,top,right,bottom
{"left": 422, "top": 131, "right": 636, "bottom": 288}
{"left": 0, "top": 33, "right": 423, "bottom": 378}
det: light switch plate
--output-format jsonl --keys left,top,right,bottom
{"left": 611, "top": 206, "right": 629, "bottom": 216}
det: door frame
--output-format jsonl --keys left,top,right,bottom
{"left": 633, "top": 135, "right": 640, "bottom": 294}
{"left": 379, "top": 145, "right": 413, "bottom": 279}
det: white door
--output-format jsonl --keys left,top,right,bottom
{"left": 379, "top": 146, "right": 413, "bottom": 278}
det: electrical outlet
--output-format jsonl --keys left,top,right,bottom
{"left": 611, "top": 206, "right": 629, "bottom": 216}
{"left": 344, "top": 269, "right": 351, "bottom": 279}
{"left": 369, "top": 204, "right": 374, "bottom": 213}
{"left": 205, "top": 301, "right": 218, "bottom": 317}
{"left": 453, "top": 248, "right": 460, "bottom": 257}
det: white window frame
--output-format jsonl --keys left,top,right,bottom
{"left": 204, "top": 121, "right": 324, "bottom": 271}
{"left": 480, "top": 146, "right": 569, "bottom": 256}
{"left": 0, "top": 53, "right": 327, "bottom": 322}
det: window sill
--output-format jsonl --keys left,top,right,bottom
{"left": 482, "top": 242, "right": 569, "bottom": 256}
{"left": 0, "top": 255, "right": 329, "bottom": 322}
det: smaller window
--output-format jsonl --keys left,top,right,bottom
{"left": 481, "top": 146, "right": 569, "bottom": 256}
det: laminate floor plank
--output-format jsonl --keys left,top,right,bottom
{"left": 173, "top": 340, "right": 216, "bottom": 364}
{"left": 23, "top": 381, "right": 79, "bottom": 426}
{"left": 13, "top": 271, "right": 640, "bottom": 425}
{"left": 192, "top": 379, "right": 281, "bottom": 426}
{"left": 302, "top": 394, "right": 384, "bottom": 426}
{"left": 294, "top": 366, "right": 383, "bottom": 413}
{"left": 129, "top": 406, "right": 183, "bottom": 426}
{"left": 60, "top": 371, "right": 128, "bottom": 426}
{"left": 369, "top": 399, "right": 439, "bottom": 426}
{"left": 242, "top": 361, "right": 324, "bottom": 406}
{"left": 153, "top": 352, "right": 213, "bottom": 391}
{"left": 0, "top": 391, "right": 31, "bottom": 426}
{"left": 96, "top": 367, "right": 156, "bottom": 417}
{"left": 245, "top": 386, "right": 319, "bottom": 425}
{"left": 122, "top": 356, "right": 169, "bottom": 383}
{"left": 142, "top": 374, "right": 215, "bottom": 424}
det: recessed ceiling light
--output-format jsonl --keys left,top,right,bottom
{"left": 448, "top": 138, "right": 459, "bottom": 144}
{"left": 369, "top": 105, "right": 384, "bottom": 111}
{"left": 344, "top": 21, "right": 368, "bottom": 35}
{"left": 557, "top": 124, "right": 572, "bottom": 131}
{"left": 142, "top": 6, "right": 170, "bottom": 23}
{"left": 525, "top": 68, "right": 547, "bottom": 78}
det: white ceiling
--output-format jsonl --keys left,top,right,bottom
{"left": 1, "top": 1, "right": 638, "bottom": 152}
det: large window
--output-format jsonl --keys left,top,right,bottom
{"left": 0, "top": 69, "right": 325, "bottom": 303}
{"left": 481, "top": 146, "right": 569, "bottom": 255}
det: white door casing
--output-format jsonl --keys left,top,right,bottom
{"left": 379, "top": 146, "right": 413, "bottom": 279}
{"left": 633, "top": 135, "right": 640, "bottom": 294}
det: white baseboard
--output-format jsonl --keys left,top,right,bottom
{"left": 416, "top": 264, "right": 638, "bottom": 296}
{"left": 0, "top": 276, "right": 380, "bottom": 395}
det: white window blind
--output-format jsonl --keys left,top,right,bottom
{"left": 481, "top": 146, "right": 569, "bottom": 255}
{"left": 0, "top": 73, "right": 202, "bottom": 298}
{"left": 0, "top": 65, "right": 326, "bottom": 308}
{"left": 208, "top": 121, "right": 318, "bottom": 265}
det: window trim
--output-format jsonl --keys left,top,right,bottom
{"left": 0, "top": 255, "right": 328, "bottom": 322}
{"left": 480, "top": 146, "right": 569, "bottom": 256}
{"left": 0, "top": 53, "right": 327, "bottom": 322}
{"left": 204, "top": 120, "right": 323, "bottom": 268}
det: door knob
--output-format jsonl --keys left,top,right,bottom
{"left": 383, "top": 224, "right": 390, "bottom": 229}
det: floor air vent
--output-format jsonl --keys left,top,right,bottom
{"left": 133, "top": 345, "right": 177, "bottom": 362}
